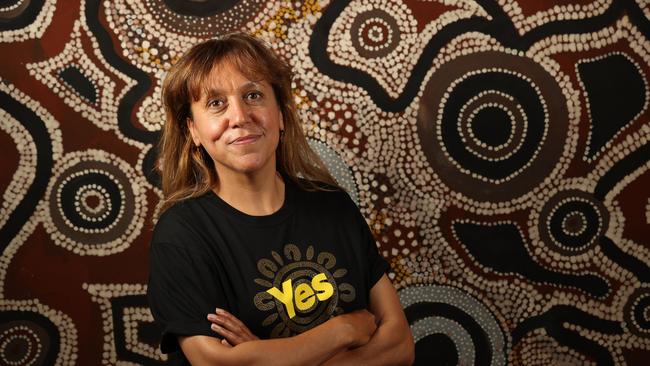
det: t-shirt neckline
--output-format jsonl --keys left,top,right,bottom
{"left": 204, "top": 175, "right": 295, "bottom": 226}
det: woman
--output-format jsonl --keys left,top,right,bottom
{"left": 147, "top": 33, "right": 414, "bottom": 365}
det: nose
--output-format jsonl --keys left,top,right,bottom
{"left": 228, "top": 98, "right": 250, "bottom": 128}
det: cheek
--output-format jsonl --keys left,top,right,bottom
{"left": 198, "top": 120, "right": 228, "bottom": 142}
{"left": 213, "top": 122, "right": 228, "bottom": 140}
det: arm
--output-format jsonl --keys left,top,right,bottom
{"left": 321, "top": 274, "right": 415, "bottom": 366}
{"left": 180, "top": 309, "right": 377, "bottom": 366}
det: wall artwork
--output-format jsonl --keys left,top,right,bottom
{"left": 1, "top": 0, "right": 649, "bottom": 364}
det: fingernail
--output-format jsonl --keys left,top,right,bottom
{"left": 215, "top": 308, "right": 223, "bottom": 314}
{"left": 207, "top": 314, "right": 216, "bottom": 321}
{"left": 211, "top": 324, "right": 221, "bottom": 331}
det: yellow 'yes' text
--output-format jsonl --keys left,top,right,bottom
{"left": 266, "top": 273, "right": 334, "bottom": 318}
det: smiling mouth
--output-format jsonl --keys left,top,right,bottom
{"left": 231, "top": 135, "right": 261, "bottom": 145}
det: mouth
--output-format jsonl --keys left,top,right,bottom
{"left": 230, "top": 134, "right": 261, "bottom": 145}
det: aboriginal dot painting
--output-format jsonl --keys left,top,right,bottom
{"left": 1, "top": 0, "right": 649, "bottom": 365}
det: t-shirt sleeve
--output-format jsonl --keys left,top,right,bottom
{"left": 147, "top": 240, "right": 225, "bottom": 353}
{"left": 361, "top": 214, "right": 391, "bottom": 290}
{"left": 344, "top": 193, "right": 391, "bottom": 291}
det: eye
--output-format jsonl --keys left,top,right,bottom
{"left": 207, "top": 98, "right": 225, "bottom": 109}
{"left": 245, "top": 91, "right": 263, "bottom": 101}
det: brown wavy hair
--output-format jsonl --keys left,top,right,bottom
{"left": 156, "top": 33, "right": 339, "bottom": 216}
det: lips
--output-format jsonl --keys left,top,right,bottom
{"left": 230, "top": 134, "right": 261, "bottom": 145}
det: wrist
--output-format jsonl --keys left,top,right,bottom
{"left": 330, "top": 315, "right": 355, "bottom": 349}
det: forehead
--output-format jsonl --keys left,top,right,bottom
{"left": 201, "top": 60, "right": 268, "bottom": 91}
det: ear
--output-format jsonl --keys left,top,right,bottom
{"left": 186, "top": 117, "right": 200, "bottom": 146}
{"left": 278, "top": 109, "right": 284, "bottom": 131}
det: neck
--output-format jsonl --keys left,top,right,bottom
{"left": 213, "top": 165, "right": 285, "bottom": 216}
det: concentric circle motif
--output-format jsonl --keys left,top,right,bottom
{"left": 253, "top": 244, "right": 354, "bottom": 337}
{"left": 0, "top": 324, "right": 43, "bottom": 366}
{"left": 350, "top": 9, "right": 401, "bottom": 58}
{"left": 624, "top": 287, "right": 650, "bottom": 339}
{"left": 417, "top": 51, "right": 569, "bottom": 201}
{"left": 458, "top": 91, "right": 527, "bottom": 162}
{"left": 399, "top": 284, "right": 508, "bottom": 366}
{"left": 538, "top": 190, "right": 608, "bottom": 255}
{"left": 142, "top": 0, "right": 269, "bottom": 37}
{"left": 44, "top": 150, "right": 147, "bottom": 256}
{"left": 0, "top": 320, "right": 53, "bottom": 366}
{"left": 411, "top": 316, "right": 475, "bottom": 365}
{"left": 0, "top": 0, "right": 29, "bottom": 19}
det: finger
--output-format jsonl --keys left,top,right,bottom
{"left": 215, "top": 309, "right": 259, "bottom": 339}
{"left": 221, "top": 338, "right": 233, "bottom": 348}
{"left": 212, "top": 313, "right": 256, "bottom": 340}
{"left": 210, "top": 314, "right": 242, "bottom": 335}
{"left": 209, "top": 315, "right": 254, "bottom": 344}
{"left": 216, "top": 308, "right": 249, "bottom": 330}
{"left": 207, "top": 313, "right": 218, "bottom": 324}
{"left": 211, "top": 323, "right": 243, "bottom": 345}
{"left": 210, "top": 310, "right": 260, "bottom": 342}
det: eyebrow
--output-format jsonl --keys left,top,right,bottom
{"left": 202, "top": 81, "right": 264, "bottom": 100}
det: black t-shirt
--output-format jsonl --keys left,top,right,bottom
{"left": 147, "top": 178, "right": 390, "bottom": 361}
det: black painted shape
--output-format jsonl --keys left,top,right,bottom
{"left": 142, "top": 146, "right": 161, "bottom": 188}
{"left": 84, "top": 0, "right": 159, "bottom": 186}
{"left": 413, "top": 334, "right": 458, "bottom": 366}
{"left": 454, "top": 222, "right": 610, "bottom": 297}
{"left": 0, "top": 89, "right": 53, "bottom": 253}
{"left": 623, "top": 0, "right": 650, "bottom": 40}
{"left": 0, "top": 310, "right": 60, "bottom": 365}
{"left": 512, "top": 305, "right": 622, "bottom": 365}
{"left": 0, "top": 0, "right": 44, "bottom": 31}
{"left": 512, "top": 305, "right": 623, "bottom": 343}
{"left": 441, "top": 72, "right": 544, "bottom": 180}
{"left": 404, "top": 302, "right": 492, "bottom": 366}
{"left": 600, "top": 236, "right": 650, "bottom": 283}
{"left": 111, "top": 294, "right": 165, "bottom": 365}
{"left": 59, "top": 173, "right": 121, "bottom": 230}
{"left": 85, "top": 0, "right": 154, "bottom": 142}
{"left": 310, "top": 0, "right": 650, "bottom": 113}
{"left": 578, "top": 54, "right": 646, "bottom": 159}
{"left": 465, "top": 0, "right": 648, "bottom": 52}
{"left": 58, "top": 66, "right": 98, "bottom": 104}
{"left": 162, "top": 0, "right": 240, "bottom": 17}
{"left": 515, "top": 1, "right": 624, "bottom": 50}
{"left": 471, "top": 107, "right": 512, "bottom": 147}
{"left": 548, "top": 326, "right": 615, "bottom": 365}
{"left": 138, "top": 319, "right": 162, "bottom": 348}
{"left": 594, "top": 142, "right": 650, "bottom": 200}
{"left": 634, "top": 296, "right": 650, "bottom": 329}
{"left": 525, "top": 0, "right": 650, "bottom": 49}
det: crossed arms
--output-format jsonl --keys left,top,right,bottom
{"left": 178, "top": 274, "right": 415, "bottom": 365}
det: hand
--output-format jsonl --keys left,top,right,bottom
{"left": 207, "top": 308, "right": 260, "bottom": 347}
{"left": 336, "top": 309, "right": 377, "bottom": 348}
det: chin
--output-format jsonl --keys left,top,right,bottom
{"left": 232, "top": 158, "right": 272, "bottom": 174}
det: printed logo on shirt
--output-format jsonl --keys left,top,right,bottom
{"left": 253, "top": 243, "right": 356, "bottom": 337}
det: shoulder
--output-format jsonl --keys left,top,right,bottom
{"left": 290, "top": 177, "right": 352, "bottom": 203}
{"left": 152, "top": 194, "right": 213, "bottom": 245}
{"left": 288, "top": 178, "right": 362, "bottom": 218}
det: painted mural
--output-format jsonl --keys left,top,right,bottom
{"left": 1, "top": 0, "right": 649, "bottom": 364}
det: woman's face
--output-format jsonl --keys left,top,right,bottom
{"left": 187, "top": 60, "right": 284, "bottom": 179}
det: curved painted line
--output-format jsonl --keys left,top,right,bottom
{"left": 594, "top": 142, "right": 650, "bottom": 200}
{"left": 512, "top": 305, "right": 622, "bottom": 365}
{"left": 310, "top": 0, "right": 645, "bottom": 112}
{"left": 0, "top": 89, "right": 53, "bottom": 252}
{"left": 600, "top": 236, "right": 650, "bottom": 283}
{"left": 0, "top": 0, "right": 44, "bottom": 31}
{"left": 84, "top": 0, "right": 160, "bottom": 185}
